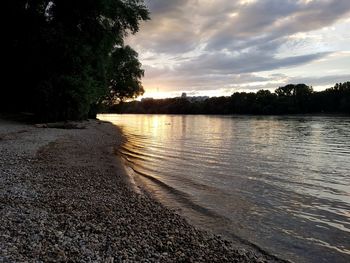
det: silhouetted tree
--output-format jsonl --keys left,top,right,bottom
{"left": 294, "top": 84, "right": 313, "bottom": 112}
{"left": 2, "top": 0, "right": 149, "bottom": 121}
{"left": 256, "top": 90, "right": 277, "bottom": 114}
{"left": 107, "top": 82, "right": 350, "bottom": 115}
{"left": 105, "top": 46, "right": 145, "bottom": 106}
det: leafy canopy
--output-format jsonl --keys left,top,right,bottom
{"left": 2, "top": 0, "right": 150, "bottom": 121}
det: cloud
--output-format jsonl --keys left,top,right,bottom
{"left": 288, "top": 73, "right": 350, "bottom": 87}
{"left": 205, "top": 0, "right": 350, "bottom": 50}
{"left": 177, "top": 51, "right": 330, "bottom": 75}
{"left": 145, "top": 0, "right": 188, "bottom": 14}
{"left": 128, "top": 0, "right": 350, "bottom": 96}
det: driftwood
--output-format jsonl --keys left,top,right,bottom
{"left": 35, "top": 122, "right": 86, "bottom": 129}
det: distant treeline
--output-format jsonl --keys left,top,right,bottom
{"left": 107, "top": 82, "right": 350, "bottom": 115}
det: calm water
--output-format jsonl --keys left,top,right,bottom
{"left": 99, "top": 114, "right": 350, "bottom": 263}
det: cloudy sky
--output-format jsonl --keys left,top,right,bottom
{"left": 127, "top": 0, "right": 350, "bottom": 99}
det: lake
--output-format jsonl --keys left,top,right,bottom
{"left": 99, "top": 114, "right": 350, "bottom": 263}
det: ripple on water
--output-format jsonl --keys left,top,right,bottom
{"left": 99, "top": 114, "right": 350, "bottom": 263}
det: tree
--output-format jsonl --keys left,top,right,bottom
{"left": 2, "top": 0, "right": 150, "bottom": 121}
{"left": 275, "top": 84, "right": 313, "bottom": 113}
{"left": 294, "top": 84, "right": 313, "bottom": 112}
{"left": 105, "top": 45, "right": 145, "bottom": 106}
{"left": 275, "top": 84, "right": 295, "bottom": 97}
{"left": 256, "top": 90, "right": 277, "bottom": 114}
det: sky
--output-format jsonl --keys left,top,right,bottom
{"left": 127, "top": 0, "right": 350, "bottom": 99}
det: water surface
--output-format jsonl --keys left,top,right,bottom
{"left": 99, "top": 114, "right": 350, "bottom": 263}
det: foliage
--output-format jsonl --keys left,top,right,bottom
{"left": 104, "top": 45, "right": 145, "bottom": 106}
{"left": 2, "top": 0, "right": 149, "bottom": 121}
{"left": 108, "top": 82, "right": 350, "bottom": 115}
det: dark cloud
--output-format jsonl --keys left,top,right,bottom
{"left": 145, "top": 0, "right": 188, "bottom": 14}
{"left": 177, "top": 51, "right": 330, "bottom": 75}
{"left": 205, "top": 0, "right": 350, "bottom": 51}
{"left": 128, "top": 0, "right": 350, "bottom": 95}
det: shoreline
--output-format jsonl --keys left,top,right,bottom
{"left": 1, "top": 118, "right": 282, "bottom": 262}
{"left": 117, "top": 128, "right": 289, "bottom": 263}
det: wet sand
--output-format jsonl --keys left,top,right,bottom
{"left": 0, "top": 118, "right": 281, "bottom": 262}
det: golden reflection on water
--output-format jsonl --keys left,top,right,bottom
{"left": 98, "top": 114, "right": 350, "bottom": 263}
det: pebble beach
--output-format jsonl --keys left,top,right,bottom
{"left": 0, "top": 118, "right": 282, "bottom": 262}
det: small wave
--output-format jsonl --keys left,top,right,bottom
{"left": 131, "top": 166, "right": 226, "bottom": 220}
{"left": 102, "top": 114, "right": 350, "bottom": 263}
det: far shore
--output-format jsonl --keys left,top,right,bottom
{"left": 0, "top": 117, "right": 284, "bottom": 262}
{"left": 100, "top": 112, "right": 350, "bottom": 117}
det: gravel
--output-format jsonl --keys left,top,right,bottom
{"left": 0, "top": 118, "right": 283, "bottom": 262}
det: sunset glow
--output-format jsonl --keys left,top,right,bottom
{"left": 128, "top": 0, "right": 350, "bottom": 99}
